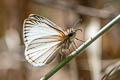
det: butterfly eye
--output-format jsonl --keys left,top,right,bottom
{"left": 68, "top": 32, "right": 74, "bottom": 37}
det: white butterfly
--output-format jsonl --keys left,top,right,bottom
{"left": 23, "top": 14, "right": 78, "bottom": 67}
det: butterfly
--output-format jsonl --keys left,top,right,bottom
{"left": 23, "top": 14, "right": 81, "bottom": 67}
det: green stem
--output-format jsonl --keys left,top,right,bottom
{"left": 40, "top": 15, "right": 120, "bottom": 80}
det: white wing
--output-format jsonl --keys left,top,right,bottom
{"left": 23, "top": 14, "right": 65, "bottom": 46}
{"left": 23, "top": 14, "right": 65, "bottom": 66}
{"left": 25, "top": 38, "right": 62, "bottom": 66}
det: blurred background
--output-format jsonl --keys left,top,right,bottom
{"left": 0, "top": 0, "right": 120, "bottom": 80}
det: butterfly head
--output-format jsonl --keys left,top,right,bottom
{"left": 66, "top": 28, "right": 76, "bottom": 41}
{"left": 68, "top": 29, "right": 76, "bottom": 37}
{"left": 67, "top": 28, "right": 82, "bottom": 40}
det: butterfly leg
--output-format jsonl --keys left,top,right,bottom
{"left": 72, "top": 41, "right": 77, "bottom": 51}
{"left": 59, "top": 48, "right": 66, "bottom": 61}
{"left": 75, "top": 37, "right": 85, "bottom": 42}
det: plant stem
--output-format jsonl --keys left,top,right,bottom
{"left": 40, "top": 15, "right": 120, "bottom": 80}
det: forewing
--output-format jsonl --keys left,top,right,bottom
{"left": 28, "top": 14, "right": 64, "bottom": 32}
{"left": 23, "top": 14, "right": 65, "bottom": 46}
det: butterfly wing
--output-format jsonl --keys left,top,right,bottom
{"left": 25, "top": 37, "right": 62, "bottom": 66}
{"left": 23, "top": 14, "right": 65, "bottom": 46}
{"left": 23, "top": 14, "right": 65, "bottom": 66}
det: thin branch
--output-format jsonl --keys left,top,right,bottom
{"left": 102, "top": 61, "right": 120, "bottom": 80}
{"left": 40, "top": 15, "right": 120, "bottom": 80}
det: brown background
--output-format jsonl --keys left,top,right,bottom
{"left": 0, "top": 0, "right": 120, "bottom": 80}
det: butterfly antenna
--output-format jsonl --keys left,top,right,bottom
{"left": 71, "top": 18, "right": 81, "bottom": 28}
{"left": 75, "top": 37, "right": 85, "bottom": 42}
